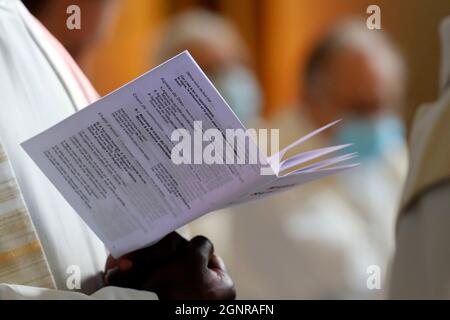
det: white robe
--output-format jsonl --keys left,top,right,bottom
{"left": 0, "top": 0, "right": 156, "bottom": 299}
{"left": 389, "top": 17, "right": 450, "bottom": 299}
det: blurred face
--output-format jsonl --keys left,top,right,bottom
{"left": 167, "top": 40, "right": 261, "bottom": 124}
{"left": 305, "top": 47, "right": 401, "bottom": 128}
{"left": 304, "top": 46, "right": 406, "bottom": 159}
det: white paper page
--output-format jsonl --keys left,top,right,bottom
{"left": 278, "top": 144, "right": 352, "bottom": 174}
{"left": 21, "top": 51, "right": 263, "bottom": 257}
{"left": 268, "top": 119, "right": 342, "bottom": 171}
{"left": 225, "top": 164, "right": 358, "bottom": 207}
{"left": 291, "top": 152, "right": 358, "bottom": 173}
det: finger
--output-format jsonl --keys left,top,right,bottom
{"left": 105, "top": 256, "right": 134, "bottom": 281}
{"left": 189, "top": 235, "right": 214, "bottom": 267}
{"left": 105, "top": 232, "right": 188, "bottom": 288}
{"left": 141, "top": 266, "right": 170, "bottom": 293}
{"left": 129, "top": 232, "right": 189, "bottom": 267}
{"left": 208, "top": 253, "right": 226, "bottom": 272}
{"left": 104, "top": 267, "right": 138, "bottom": 288}
{"left": 105, "top": 255, "right": 119, "bottom": 270}
{"left": 118, "top": 258, "right": 133, "bottom": 271}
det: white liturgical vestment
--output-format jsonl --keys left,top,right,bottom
{"left": 0, "top": 0, "right": 156, "bottom": 299}
{"left": 389, "top": 17, "right": 450, "bottom": 299}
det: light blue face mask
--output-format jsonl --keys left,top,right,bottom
{"left": 333, "top": 116, "right": 405, "bottom": 159}
{"left": 211, "top": 65, "right": 262, "bottom": 125}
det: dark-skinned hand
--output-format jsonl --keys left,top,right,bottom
{"left": 104, "top": 232, "right": 235, "bottom": 300}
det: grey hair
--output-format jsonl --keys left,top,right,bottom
{"left": 304, "top": 19, "right": 405, "bottom": 92}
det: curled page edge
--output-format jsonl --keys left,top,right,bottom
{"left": 278, "top": 143, "right": 353, "bottom": 174}
{"left": 223, "top": 163, "right": 357, "bottom": 208}
{"left": 268, "top": 119, "right": 342, "bottom": 170}
{"left": 287, "top": 152, "right": 358, "bottom": 175}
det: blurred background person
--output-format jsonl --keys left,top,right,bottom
{"left": 214, "top": 20, "right": 408, "bottom": 299}
{"left": 157, "top": 9, "right": 262, "bottom": 125}
{"left": 300, "top": 19, "right": 407, "bottom": 274}
{"left": 152, "top": 9, "right": 265, "bottom": 292}
{"left": 155, "top": 8, "right": 263, "bottom": 126}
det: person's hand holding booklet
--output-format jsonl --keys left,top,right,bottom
{"left": 22, "top": 51, "right": 357, "bottom": 258}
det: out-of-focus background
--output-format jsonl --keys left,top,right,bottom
{"left": 26, "top": 0, "right": 450, "bottom": 299}
{"left": 79, "top": 0, "right": 450, "bottom": 128}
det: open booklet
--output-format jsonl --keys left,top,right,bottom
{"left": 22, "top": 51, "right": 357, "bottom": 257}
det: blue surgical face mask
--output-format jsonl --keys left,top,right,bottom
{"left": 333, "top": 116, "right": 405, "bottom": 159}
{"left": 211, "top": 65, "right": 262, "bottom": 125}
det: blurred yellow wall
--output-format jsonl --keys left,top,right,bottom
{"left": 81, "top": 0, "right": 167, "bottom": 96}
